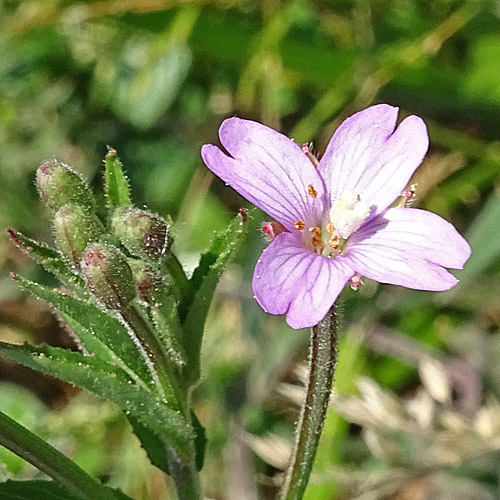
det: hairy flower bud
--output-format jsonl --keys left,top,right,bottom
{"left": 53, "top": 204, "right": 102, "bottom": 267}
{"left": 36, "top": 159, "right": 94, "bottom": 211}
{"left": 80, "top": 243, "right": 136, "bottom": 310}
{"left": 128, "top": 259, "right": 162, "bottom": 302}
{"left": 111, "top": 206, "right": 171, "bottom": 260}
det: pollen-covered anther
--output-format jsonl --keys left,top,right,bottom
{"left": 294, "top": 220, "right": 305, "bottom": 231}
{"left": 308, "top": 226, "right": 322, "bottom": 248}
{"left": 328, "top": 234, "right": 339, "bottom": 251}
{"left": 307, "top": 184, "right": 318, "bottom": 198}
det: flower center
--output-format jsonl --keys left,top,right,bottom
{"left": 329, "top": 189, "right": 371, "bottom": 239}
{"left": 294, "top": 189, "right": 371, "bottom": 258}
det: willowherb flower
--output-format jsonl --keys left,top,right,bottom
{"left": 201, "top": 104, "right": 471, "bottom": 329}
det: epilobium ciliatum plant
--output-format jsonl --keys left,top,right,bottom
{"left": 201, "top": 104, "right": 471, "bottom": 500}
{"left": 0, "top": 104, "right": 470, "bottom": 500}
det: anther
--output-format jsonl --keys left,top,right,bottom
{"left": 294, "top": 220, "right": 305, "bottom": 231}
{"left": 309, "top": 227, "right": 322, "bottom": 248}
{"left": 307, "top": 184, "right": 318, "bottom": 198}
{"left": 329, "top": 234, "right": 339, "bottom": 251}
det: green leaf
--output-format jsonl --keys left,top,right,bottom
{"left": 0, "top": 480, "right": 81, "bottom": 500}
{"left": 7, "top": 230, "right": 85, "bottom": 294}
{"left": 104, "top": 148, "right": 132, "bottom": 208}
{"left": 0, "top": 481, "right": 132, "bottom": 500}
{"left": 17, "top": 278, "right": 152, "bottom": 386}
{"left": 458, "top": 191, "right": 500, "bottom": 285}
{"left": 151, "top": 295, "right": 187, "bottom": 369}
{"left": 181, "top": 210, "right": 249, "bottom": 383}
{"left": 0, "top": 343, "right": 194, "bottom": 459}
{"left": 129, "top": 410, "right": 205, "bottom": 475}
{"left": 128, "top": 416, "right": 170, "bottom": 474}
{"left": 191, "top": 410, "right": 206, "bottom": 471}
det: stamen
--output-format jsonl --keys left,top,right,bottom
{"left": 307, "top": 184, "right": 318, "bottom": 198}
{"left": 294, "top": 220, "right": 305, "bottom": 231}
{"left": 326, "top": 222, "right": 335, "bottom": 234}
{"left": 308, "top": 227, "right": 322, "bottom": 248}
{"left": 328, "top": 234, "right": 339, "bottom": 251}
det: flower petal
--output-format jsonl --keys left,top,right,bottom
{"left": 343, "top": 207, "right": 471, "bottom": 291}
{"left": 318, "top": 104, "right": 429, "bottom": 214}
{"left": 253, "top": 232, "right": 353, "bottom": 329}
{"left": 201, "top": 118, "right": 325, "bottom": 231}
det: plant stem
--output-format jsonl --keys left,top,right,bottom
{"left": 162, "top": 253, "right": 189, "bottom": 301}
{"left": 167, "top": 446, "right": 202, "bottom": 500}
{"left": 279, "top": 306, "right": 339, "bottom": 500}
{"left": 121, "top": 304, "right": 201, "bottom": 500}
{"left": 0, "top": 410, "right": 111, "bottom": 500}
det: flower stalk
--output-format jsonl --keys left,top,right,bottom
{"left": 279, "top": 306, "right": 339, "bottom": 500}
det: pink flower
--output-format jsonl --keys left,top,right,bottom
{"left": 201, "top": 104, "right": 471, "bottom": 329}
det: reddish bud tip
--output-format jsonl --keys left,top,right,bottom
{"left": 238, "top": 208, "right": 247, "bottom": 222}
{"left": 82, "top": 248, "right": 105, "bottom": 266}
{"left": 9, "top": 272, "right": 18, "bottom": 280}
{"left": 6, "top": 229, "right": 22, "bottom": 248}
{"left": 349, "top": 274, "right": 363, "bottom": 291}
{"left": 105, "top": 145, "right": 117, "bottom": 158}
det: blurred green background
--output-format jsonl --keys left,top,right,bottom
{"left": 1, "top": 0, "right": 500, "bottom": 499}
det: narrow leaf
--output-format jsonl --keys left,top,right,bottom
{"left": 128, "top": 417, "right": 170, "bottom": 474}
{"left": 104, "top": 148, "right": 132, "bottom": 208}
{"left": 181, "top": 210, "right": 248, "bottom": 382}
{"left": 129, "top": 410, "right": 205, "bottom": 474}
{"left": 7, "top": 230, "right": 85, "bottom": 294}
{"left": 0, "top": 343, "right": 194, "bottom": 459}
{"left": 0, "top": 411, "right": 119, "bottom": 500}
{"left": 0, "top": 480, "right": 132, "bottom": 500}
{"left": 459, "top": 191, "right": 500, "bottom": 284}
{"left": 18, "top": 278, "right": 152, "bottom": 386}
{"left": 0, "top": 481, "right": 80, "bottom": 500}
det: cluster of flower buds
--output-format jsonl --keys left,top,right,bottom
{"left": 36, "top": 159, "right": 173, "bottom": 310}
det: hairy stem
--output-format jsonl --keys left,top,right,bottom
{"left": 0, "top": 410, "right": 112, "bottom": 500}
{"left": 121, "top": 304, "right": 201, "bottom": 500}
{"left": 279, "top": 306, "right": 339, "bottom": 500}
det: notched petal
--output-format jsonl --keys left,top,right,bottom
{"left": 201, "top": 118, "right": 325, "bottom": 231}
{"left": 253, "top": 233, "right": 352, "bottom": 329}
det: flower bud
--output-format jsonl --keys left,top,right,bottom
{"left": 36, "top": 159, "right": 94, "bottom": 211}
{"left": 53, "top": 204, "right": 102, "bottom": 268}
{"left": 128, "top": 259, "right": 162, "bottom": 302}
{"left": 111, "top": 206, "right": 171, "bottom": 260}
{"left": 80, "top": 243, "right": 136, "bottom": 310}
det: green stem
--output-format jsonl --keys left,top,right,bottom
{"left": 279, "top": 306, "right": 339, "bottom": 500}
{"left": 0, "top": 410, "right": 111, "bottom": 500}
{"left": 121, "top": 304, "right": 184, "bottom": 409}
{"left": 161, "top": 253, "right": 189, "bottom": 301}
{"left": 167, "top": 446, "right": 201, "bottom": 500}
{"left": 121, "top": 304, "right": 201, "bottom": 500}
